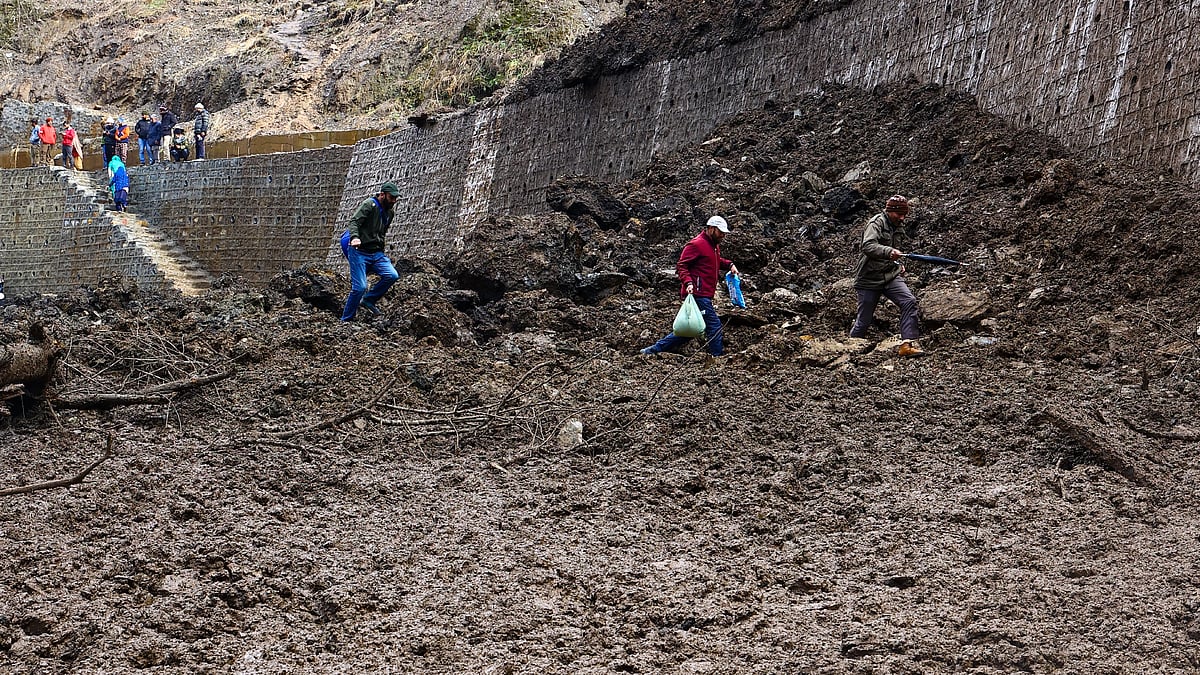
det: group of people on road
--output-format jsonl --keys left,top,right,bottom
{"left": 338, "top": 181, "right": 928, "bottom": 357}
{"left": 27, "top": 102, "right": 209, "bottom": 169}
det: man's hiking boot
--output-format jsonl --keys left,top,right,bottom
{"left": 360, "top": 300, "right": 381, "bottom": 316}
{"left": 898, "top": 340, "right": 926, "bottom": 358}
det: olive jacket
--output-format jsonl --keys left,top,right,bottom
{"left": 347, "top": 197, "right": 395, "bottom": 254}
{"left": 853, "top": 211, "right": 906, "bottom": 290}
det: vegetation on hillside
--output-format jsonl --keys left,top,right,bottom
{"left": 341, "top": 0, "right": 579, "bottom": 117}
{"left": 0, "top": 0, "right": 41, "bottom": 50}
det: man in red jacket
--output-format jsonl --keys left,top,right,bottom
{"left": 641, "top": 215, "right": 740, "bottom": 357}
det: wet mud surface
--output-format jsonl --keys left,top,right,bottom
{"left": 3, "top": 81, "right": 1200, "bottom": 673}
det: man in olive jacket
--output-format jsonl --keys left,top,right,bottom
{"left": 339, "top": 181, "right": 402, "bottom": 321}
{"left": 850, "top": 194, "right": 925, "bottom": 357}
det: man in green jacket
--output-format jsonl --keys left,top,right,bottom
{"left": 850, "top": 194, "right": 925, "bottom": 357}
{"left": 339, "top": 182, "right": 402, "bottom": 321}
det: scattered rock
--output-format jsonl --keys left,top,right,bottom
{"left": 920, "top": 287, "right": 990, "bottom": 323}
{"left": 557, "top": 419, "right": 584, "bottom": 449}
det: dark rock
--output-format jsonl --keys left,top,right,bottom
{"left": 820, "top": 185, "right": 865, "bottom": 222}
{"left": 572, "top": 272, "right": 629, "bottom": 304}
{"left": 882, "top": 575, "right": 918, "bottom": 589}
{"left": 268, "top": 265, "right": 342, "bottom": 312}
{"left": 546, "top": 177, "right": 630, "bottom": 230}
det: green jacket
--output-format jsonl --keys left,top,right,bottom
{"left": 854, "top": 212, "right": 905, "bottom": 289}
{"left": 347, "top": 197, "right": 394, "bottom": 254}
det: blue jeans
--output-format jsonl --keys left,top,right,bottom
{"left": 850, "top": 277, "right": 920, "bottom": 339}
{"left": 341, "top": 245, "right": 399, "bottom": 321}
{"left": 195, "top": 135, "right": 206, "bottom": 159}
{"left": 138, "top": 139, "right": 154, "bottom": 165}
{"left": 644, "top": 296, "right": 724, "bottom": 356}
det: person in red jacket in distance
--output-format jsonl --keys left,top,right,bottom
{"left": 640, "top": 215, "right": 740, "bottom": 357}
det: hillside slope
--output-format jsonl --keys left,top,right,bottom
{"left": 0, "top": 0, "right": 628, "bottom": 145}
{"left": 1, "top": 79, "right": 1199, "bottom": 672}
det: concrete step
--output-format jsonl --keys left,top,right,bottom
{"left": 58, "top": 168, "right": 215, "bottom": 297}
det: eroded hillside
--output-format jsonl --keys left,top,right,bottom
{"left": 0, "top": 0, "right": 628, "bottom": 144}
{"left": 2, "top": 79, "right": 1199, "bottom": 672}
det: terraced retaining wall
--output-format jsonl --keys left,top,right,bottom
{"left": 0, "top": 168, "right": 165, "bottom": 295}
{"left": 339, "top": 0, "right": 1200, "bottom": 257}
{"left": 129, "top": 146, "right": 353, "bottom": 285}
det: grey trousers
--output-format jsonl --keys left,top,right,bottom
{"left": 850, "top": 277, "right": 920, "bottom": 340}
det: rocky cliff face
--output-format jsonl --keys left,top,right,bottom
{"left": 0, "top": 0, "right": 628, "bottom": 147}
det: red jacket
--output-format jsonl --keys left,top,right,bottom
{"left": 61, "top": 128, "right": 76, "bottom": 146}
{"left": 37, "top": 124, "right": 56, "bottom": 145}
{"left": 675, "top": 231, "right": 732, "bottom": 298}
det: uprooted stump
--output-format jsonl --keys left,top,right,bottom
{"left": 0, "top": 340, "right": 62, "bottom": 396}
{"left": 1031, "top": 406, "right": 1172, "bottom": 487}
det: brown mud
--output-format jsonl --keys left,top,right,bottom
{"left": 2, "top": 79, "right": 1200, "bottom": 673}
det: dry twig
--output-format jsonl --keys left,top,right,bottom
{"left": 0, "top": 434, "right": 115, "bottom": 497}
{"left": 1121, "top": 417, "right": 1200, "bottom": 442}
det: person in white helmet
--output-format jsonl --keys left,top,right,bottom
{"left": 640, "top": 214, "right": 740, "bottom": 357}
{"left": 192, "top": 103, "right": 212, "bottom": 159}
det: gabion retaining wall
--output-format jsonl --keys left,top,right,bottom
{"left": 0, "top": 168, "right": 165, "bottom": 296}
{"left": 129, "top": 146, "right": 354, "bottom": 285}
{"left": 338, "top": 0, "right": 1200, "bottom": 258}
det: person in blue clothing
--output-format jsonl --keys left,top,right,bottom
{"left": 108, "top": 156, "right": 130, "bottom": 212}
{"left": 28, "top": 120, "right": 40, "bottom": 167}
{"left": 339, "top": 181, "right": 402, "bottom": 321}
{"left": 148, "top": 114, "right": 163, "bottom": 162}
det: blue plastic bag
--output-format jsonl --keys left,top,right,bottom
{"left": 725, "top": 272, "right": 745, "bottom": 308}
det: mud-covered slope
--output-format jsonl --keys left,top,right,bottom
{"left": 2, "top": 81, "right": 1199, "bottom": 673}
{"left": 509, "top": 0, "right": 854, "bottom": 99}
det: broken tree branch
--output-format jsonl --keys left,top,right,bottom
{"left": 1031, "top": 407, "right": 1171, "bottom": 487}
{"left": 1121, "top": 417, "right": 1200, "bottom": 442}
{"left": 0, "top": 434, "right": 115, "bottom": 497}
{"left": 52, "top": 393, "right": 171, "bottom": 410}
{"left": 51, "top": 369, "right": 235, "bottom": 410}
{"left": 137, "top": 369, "right": 235, "bottom": 395}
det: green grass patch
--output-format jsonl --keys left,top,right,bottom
{"left": 401, "top": 0, "right": 575, "bottom": 109}
{"left": 0, "top": 0, "right": 41, "bottom": 50}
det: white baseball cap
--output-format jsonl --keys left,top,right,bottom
{"left": 706, "top": 215, "right": 730, "bottom": 233}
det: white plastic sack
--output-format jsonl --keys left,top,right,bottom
{"left": 672, "top": 294, "right": 706, "bottom": 338}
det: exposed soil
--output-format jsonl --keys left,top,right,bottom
{"left": 2, "top": 77, "right": 1200, "bottom": 673}
{"left": 508, "top": 0, "right": 853, "bottom": 100}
